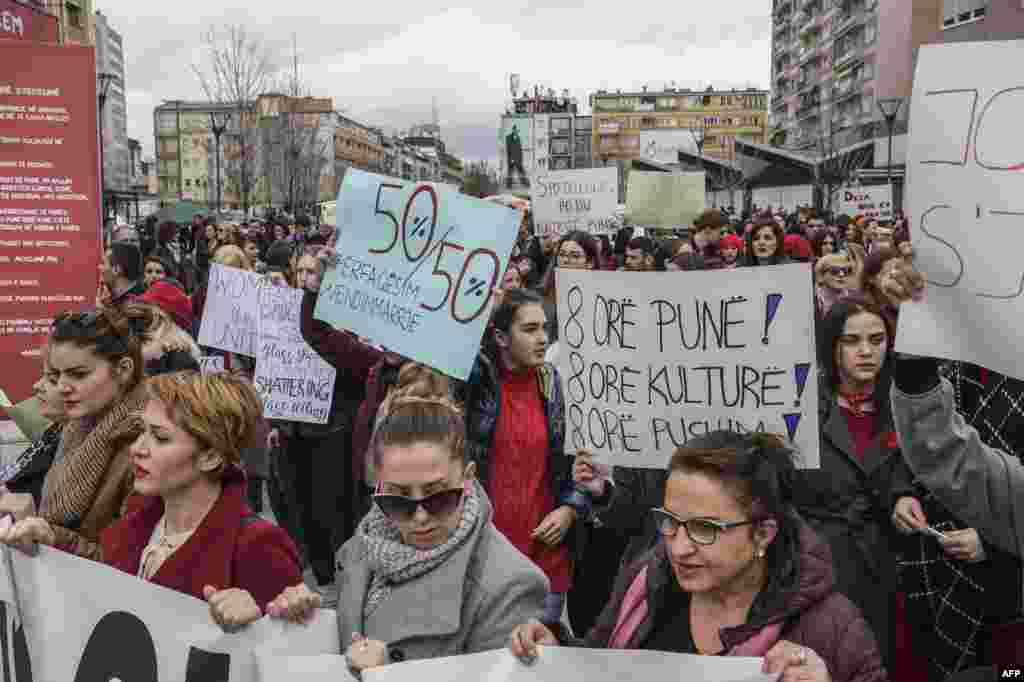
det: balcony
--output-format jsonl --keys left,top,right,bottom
{"left": 833, "top": 42, "right": 865, "bottom": 69}
{"left": 796, "top": 101, "right": 821, "bottom": 123}
{"left": 831, "top": 10, "right": 865, "bottom": 40}
{"left": 831, "top": 75, "right": 863, "bottom": 103}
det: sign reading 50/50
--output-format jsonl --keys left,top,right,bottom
{"left": 314, "top": 169, "right": 522, "bottom": 381}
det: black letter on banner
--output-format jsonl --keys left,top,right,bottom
{"left": 186, "top": 647, "right": 231, "bottom": 682}
{"left": 74, "top": 612, "right": 158, "bottom": 681}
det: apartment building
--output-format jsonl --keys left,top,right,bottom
{"left": 770, "top": 0, "right": 941, "bottom": 152}
{"left": 591, "top": 87, "right": 768, "bottom": 164}
{"left": 934, "top": 0, "right": 1024, "bottom": 41}
{"left": 95, "top": 10, "right": 128, "bottom": 197}
{"left": 499, "top": 88, "right": 593, "bottom": 189}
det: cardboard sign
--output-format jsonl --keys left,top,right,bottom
{"left": 255, "top": 284, "right": 336, "bottom": 424}
{"left": 896, "top": 40, "right": 1024, "bottom": 380}
{"left": 314, "top": 169, "right": 521, "bottom": 381}
{"left": 556, "top": 267, "right": 819, "bottom": 469}
{"left": 532, "top": 167, "right": 618, "bottom": 237}
{"left": 836, "top": 186, "right": 893, "bottom": 221}
{"left": 197, "top": 264, "right": 264, "bottom": 357}
{"left": 0, "top": 544, "right": 338, "bottom": 682}
{"left": 625, "top": 171, "right": 705, "bottom": 229}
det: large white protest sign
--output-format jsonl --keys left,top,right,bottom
{"left": 557, "top": 267, "right": 819, "bottom": 469}
{"left": 835, "top": 185, "right": 892, "bottom": 221}
{"left": 199, "top": 356, "right": 225, "bottom": 374}
{"left": 0, "top": 544, "right": 338, "bottom": 682}
{"left": 362, "top": 647, "right": 776, "bottom": 682}
{"left": 896, "top": 40, "right": 1024, "bottom": 379}
{"left": 256, "top": 653, "right": 358, "bottom": 681}
{"left": 625, "top": 171, "right": 705, "bottom": 229}
{"left": 197, "top": 264, "right": 264, "bottom": 357}
{"left": 255, "top": 284, "right": 336, "bottom": 424}
{"left": 314, "top": 169, "right": 521, "bottom": 381}
{"left": 532, "top": 168, "right": 618, "bottom": 237}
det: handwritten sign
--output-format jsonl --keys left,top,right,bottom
{"left": 361, "top": 648, "right": 775, "bottom": 682}
{"left": 557, "top": 267, "right": 819, "bottom": 469}
{"left": 198, "top": 356, "right": 225, "bottom": 374}
{"left": 255, "top": 285, "right": 336, "bottom": 424}
{"left": 836, "top": 186, "right": 893, "bottom": 221}
{"left": 532, "top": 167, "right": 619, "bottom": 237}
{"left": 314, "top": 169, "right": 521, "bottom": 381}
{"left": 625, "top": 171, "right": 705, "bottom": 229}
{"left": 0, "top": 544, "right": 338, "bottom": 682}
{"left": 197, "top": 264, "right": 263, "bottom": 357}
{"left": 896, "top": 40, "right": 1024, "bottom": 380}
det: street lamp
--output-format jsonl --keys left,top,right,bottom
{"left": 209, "top": 109, "right": 232, "bottom": 216}
{"left": 96, "top": 72, "right": 117, "bottom": 224}
{"left": 877, "top": 96, "right": 903, "bottom": 212}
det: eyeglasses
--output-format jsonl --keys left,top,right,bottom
{"left": 558, "top": 250, "right": 588, "bottom": 262}
{"left": 374, "top": 487, "right": 464, "bottom": 522}
{"left": 826, "top": 267, "right": 853, "bottom": 277}
{"left": 53, "top": 310, "right": 100, "bottom": 329}
{"left": 651, "top": 508, "right": 754, "bottom": 545}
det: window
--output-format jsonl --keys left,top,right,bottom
{"left": 65, "top": 2, "right": 82, "bottom": 27}
{"left": 158, "top": 112, "right": 178, "bottom": 133}
{"left": 550, "top": 118, "right": 571, "bottom": 135}
{"left": 942, "top": 0, "right": 988, "bottom": 26}
{"left": 641, "top": 116, "right": 657, "bottom": 128}
{"left": 550, "top": 139, "right": 570, "bottom": 155}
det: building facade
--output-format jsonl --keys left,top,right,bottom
{"left": 590, "top": 87, "right": 768, "bottom": 164}
{"left": 335, "top": 114, "right": 386, "bottom": 176}
{"left": 769, "top": 0, "right": 942, "bottom": 153}
{"left": 94, "top": 10, "right": 128, "bottom": 206}
{"left": 499, "top": 89, "right": 593, "bottom": 189}
{"left": 933, "top": 0, "right": 1024, "bottom": 41}
{"left": 40, "top": 0, "right": 92, "bottom": 44}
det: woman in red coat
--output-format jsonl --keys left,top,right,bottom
{"left": 0, "top": 371, "right": 304, "bottom": 632}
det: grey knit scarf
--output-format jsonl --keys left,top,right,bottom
{"left": 358, "top": 481, "right": 481, "bottom": 618}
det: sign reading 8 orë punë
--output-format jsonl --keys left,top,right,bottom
{"left": 314, "top": 169, "right": 522, "bottom": 381}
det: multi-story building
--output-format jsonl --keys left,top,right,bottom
{"left": 769, "top": 0, "right": 942, "bottom": 153}
{"left": 94, "top": 10, "right": 128, "bottom": 214}
{"left": 403, "top": 123, "right": 466, "bottom": 186}
{"left": 0, "top": 0, "right": 59, "bottom": 42}
{"left": 933, "top": 0, "right": 1024, "bottom": 41}
{"left": 154, "top": 100, "right": 240, "bottom": 209}
{"left": 335, "top": 114, "right": 386, "bottom": 176}
{"left": 41, "top": 0, "right": 92, "bottom": 44}
{"left": 499, "top": 87, "right": 593, "bottom": 189}
{"left": 590, "top": 86, "right": 768, "bottom": 164}
{"left": 255, "top": 93, "right": 337, "bottom": 210}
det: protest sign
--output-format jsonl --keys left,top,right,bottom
{"left": 835, "top": 186, "right": 892, "bottom": 221}
{"left": 532, "top": 167, "right": 618, "bottom": 237}
{"left": 314, "top": 169, "right": 521, "bottom": 381}
{"left": 197, "top": 264, "right": 263, "bottom": 357}
{"left": 256, "top": 653, "right": 357, "bottom": 680}
{"left": 363, "top": 647, "right": 776, "bottom": 682}
{"left": 625, "top": 171, "right": 705, "bottom": 229}
{"left": 255, "top": 284, "right": 336, "bottom": 424}
{"left": 0, "top": 544, "right": 338, "bottom": 682}
{"left": 198, "top": 356, "right": 225, "bottom": 374}
{"left": 0, "top": 43, "right": 102, "bottom": 404}
{"left": 895, "top": 40, "right": 1024, "bottom": 380}
{"left": 557, "top": 267, "right": 819, "bottom": 469}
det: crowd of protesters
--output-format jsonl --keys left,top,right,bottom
{"left": 0, "top": 199, "right": 1019, "bottom": 682}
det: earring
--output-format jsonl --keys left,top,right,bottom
{"left": 756, "top": 548, "right": 766, "bottom": 559}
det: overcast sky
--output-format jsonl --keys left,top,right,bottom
{"left": 97, "top": 0, "right": 771, "bottom": 165}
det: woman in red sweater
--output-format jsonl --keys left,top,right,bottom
{"left": 0, "top": 371, "right": 304, "bottom": 632}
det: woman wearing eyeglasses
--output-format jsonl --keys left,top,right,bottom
{"left": 814, "top": 254, "right": 854, "bottom": 320}
{"left": 265, "top": 397, "right": 547, "bottom": 674}
{"left": 511, "top": 431, "right": 886, "bottom": 682}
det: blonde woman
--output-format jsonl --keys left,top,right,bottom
{"left": 212, "top": 244, "right": 252, "bottom": 271}
{"left": 120, "top": 303, "right": 200, "bottom": 376}
{"left": 814, "top": 253, "right": 854, "bottom": 320}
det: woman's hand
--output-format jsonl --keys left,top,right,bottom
{"left": 0, "top": 516, "right": 55, "bottom": 554}
{"left": 892, "top": 496, "right": 928, "bottom": 534}
{"left": 763, "top": 640, "right": 831, "bottom": 682}
{"left": 267, "top": 428, "right": 281, "bottom": 451}
{"left": 940, "top": 528, "right": 987, "bottom": 563}
{"left": 266, "top": 583, "right": 321, "bottom": 624}
{"left": 203, "top": 586, "right": 262, "bottom": 632}
{"left": 876, "top": 258, "right": 925, "bottom": 307}
{"left": 509, "top": 619, "right": 559, "bottom": 663}
{"left": 531, "top": 506, "right": 577, "bottom": 546}
{"left": 572, "top": 451, "right": 607, "bottom": 496}
{"left": 346, "top": 633, "right": 388, "bottom": 673}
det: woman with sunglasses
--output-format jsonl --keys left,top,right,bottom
{"left": 512, "top": 431, "right": 885, "bottom": 682}
{"left": 0, "top": 308, "right": 146, "bottom": 560}
{"left": 265, "top": 397, "right": 547, "bottom": 674}
{"left": 814, "top": 254, "right": 854, "bottom": 320}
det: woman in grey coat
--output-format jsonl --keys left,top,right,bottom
{"left": 266, "top": 395, "right": 548, "bottom": 674}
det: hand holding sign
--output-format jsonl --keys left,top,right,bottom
{"left": 314, "top": 169, "right": 521, "bottom": 380}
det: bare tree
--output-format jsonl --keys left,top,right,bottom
{"left": 705, "top": 161, "right": 747, "bottom": 211}
{"left": 813, "top": 118, "right": 873, "bottom": 214}
{"left": 192, "top": 24, "right": 277, "bottom": 215}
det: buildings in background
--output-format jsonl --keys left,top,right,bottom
{"left": 94, "top": 10, "right": 128, "bottom": 207}
{"left": 499, "top": 86, "right": 593, "bottom": 190}
{"left": 154, "top": 97, "right": 467, "bottom": 212}
{"left": 590, "top": 87, "right": 768, "bottom": 164}
{"left": 38, "top": 0, "right": 93, "bottom": 44}
{"left": 932, "top": 0, "right": 1024, "bottom": 42}
{"left": 0, "top": 0, "right": 59, "bottom": 42}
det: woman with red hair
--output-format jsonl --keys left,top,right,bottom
{"left": 718, "top": 233, "right": 744, "bottom": 269}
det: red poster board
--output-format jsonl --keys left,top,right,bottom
{"left": 0, "top": 0, "right": 59, "bottom": 43}
{"left": 0, "top": 42, "right": 101, "bottom": 402}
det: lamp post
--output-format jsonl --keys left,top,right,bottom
{"left": 209, "top": 109, "right": 231, "bottom": 216}
{"left": 877, "top": 97, "right": 903, "bottom": 212}
{"left": 96, "top": 72, "right": 116, "bottom": 225}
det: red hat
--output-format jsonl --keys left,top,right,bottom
{"left": 140, "top": 278, "right": 193, "bottom": 332}
{"left": 783, "top": 234, "right": 812, "bottom": 260}
{"left": 719, "top": 234, "right": 744, "bottom": 250}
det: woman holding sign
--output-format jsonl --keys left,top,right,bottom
{"left": 512, "top": 432, "right": 886, "bottom": 682}
{"left": 266, "top": 396, "right": 548, "bottom": 673}
{"left": 0, "top": 371, "right": 303, "bottom": 633}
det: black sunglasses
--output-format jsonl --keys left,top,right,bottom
{"left": 374, "top": 487, "right": 464, "bottom": 522}
{"left": 826, "top": 266, "right": 853, "bottom": 277}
